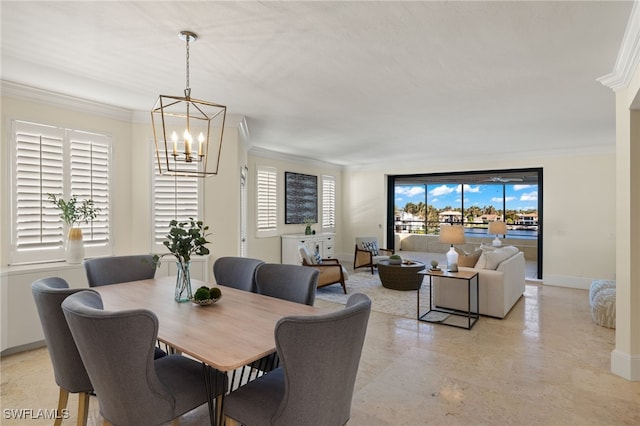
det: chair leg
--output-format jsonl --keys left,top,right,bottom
{"left": 55, "top": 387, "right": 69, "bottom": 426}
{"left": 77, "top": 392, "right": 90, "bottom": 426}
{"left": 171, "top": 419, "right": 180, "bottom": 426}
{"left": 340, "top": 279, "right": 347, "bottom": 294}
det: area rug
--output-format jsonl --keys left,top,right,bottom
{"left": 316, "top": 270, "right": 424, "bottom": 319}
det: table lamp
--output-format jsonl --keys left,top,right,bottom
{"left": 488, "top": 221, "right": 508, "bottom": 247}
{"left": 439, "top": 225, "right": 466, "bottom": 272}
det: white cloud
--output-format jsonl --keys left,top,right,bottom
{"left": 430, "top": 184, "right": 455, "bottom": 196}
{"left": 491, "top": 196, "right": 516, "bottom": 203}
{"left": 396, "top": 186, "right": 425, "bottom": 197}
{"left": 520, "top": 191, "right": 538, "bottom": 201}
{"left": 463, "top": 184, "right": 481, "bottom": 193}
{"left": 513, "top": 185, "right": 532, "bottom": 191}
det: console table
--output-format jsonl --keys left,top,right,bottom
{"left": 418, "top": 269, "right": 479, "bottom": 330}
{"left": 281, "top": 233, "right": 335, "bottom": 265}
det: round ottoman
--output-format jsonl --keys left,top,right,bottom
{"left": 590, "top": 283, "right": 616, "bottom": 329}
{"left": 589, "top": 279, "right": 616, "bottom": 306}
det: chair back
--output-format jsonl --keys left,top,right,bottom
{"left": 61, "top": 291, "right": 177, "bottom": 425}
{"left": 274, "top": 293, "right": 372, "bottom": 425}
{"left": 355, "top": 236, "right": 379, "bottom": 252}
{"left": 213, "top": 256, "right": 265, "bottom": 292}
{"left": 84, "top": 255, "right": 156, "bottom": 287}
{"left": 297, "top": 244, "right": 314, "bottom": 265}
{"left": 255, "top": 263, "right": 319, "bottom": 306}
{"left": 31, "top": 277, "right": 94, "bottom": 393}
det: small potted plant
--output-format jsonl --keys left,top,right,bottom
{"left": 193, "top": 285, "right": 223, "bottom": 306}
{"left": 303, "top": 217, "right": 315, "bottom": 235}
{"left": 48, "top": 194, "right": 100, "bottom": 263}
{"left": 153, "top": 218, "right": 211, "bottom": 303}
{"left": 389, "top": 254, "right": 403, "bottom": 265}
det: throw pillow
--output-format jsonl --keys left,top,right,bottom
{"left": 483, "top": 246, "right": 519, "bottom": 270}
{"left": 314, "top": 251, "right": 323, "bottom": 265}
{"left": 361, "top": 240, "right": 379, "bottom": 256}
{"left": 457, "top": 250, "right": 482, "bottom": 267}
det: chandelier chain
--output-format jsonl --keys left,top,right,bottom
{"left": 185, "top": 36, "right": 190, "bottom": 92}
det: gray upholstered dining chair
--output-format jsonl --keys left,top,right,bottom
{"left": 224, "top": 293, "right": 372, "bottom": 426}
{"left": 83, "top": 254, "right": 156, "bottom": 287}
{"left": 212, "top": 256, "right": 265, "bottom": 292}
{"left": 62, "top": 290, "right": 228, "bottom": 426}
{"left": 83, "top": 254, "right": 166, "bottom": 358}
{"left": 31, "top": 277, "right": 95, "bottom": 426}
{"left": 254, "top": 263, "right": 319, "bottom": 306}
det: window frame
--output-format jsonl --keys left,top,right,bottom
{"left": 321, "top": 174, "right": 336, "bottom": 231}
{"left": 255, "top": 165, "right": 278, "bottom": 238}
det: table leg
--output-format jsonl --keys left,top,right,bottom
{"left": 203, "top": 363, "right": 224, "bottom": 426}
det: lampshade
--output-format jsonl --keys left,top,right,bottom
{"left": 439, "top": 225, "right": 466, "bottom": 245}
{"left": 151, "top": 31, "right": 226, "bottom": 177}
{"left": 488, "top": 221, "right": 507, "bottom": 235}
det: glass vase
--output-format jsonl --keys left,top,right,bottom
{"left": 175, "top": 261, "right": 193, "bottom": 303}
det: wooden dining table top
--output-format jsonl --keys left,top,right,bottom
{"left": 93, "top": 276, "right": 328, "bottom": 371}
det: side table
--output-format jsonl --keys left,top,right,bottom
{"left": 417, "top": 269, "right": 479, "bottom": 330}
{"left": 377, "top": 260, "right": 425, "bottom": 290}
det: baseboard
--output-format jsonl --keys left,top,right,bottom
{"left": 542, "top": 274, "right": 592, "bottom": 290}
{"left": 611, "top": 349, "right": 640, "bottom": 381}
{"left": 1, "top": 340, "right": 46, "bottom": 357}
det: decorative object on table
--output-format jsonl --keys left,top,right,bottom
{"left": 48, "top": 194, "right": 101, "bottom": 264}
{"left": 430, "top": 259, "right": 441, "bottom": 271}
{"left": 438, "top": 224, "right": 465, "bottom": 272}
{"left": 151, "top": 30, "right": 226, "bottom": 178}
{"left": 303, "top": 217, "right": 315, "bottom": 235}
{"left": 192, "top": 286, "right": 222, "bottom": 306}
{"left": 153, "top": 218, "right": 211, "bottom": 302}
{"left": 488, "top": 221, "right": 508, "bottom": 247}
{"left": 388, "top": 254, "right": 402, "bottom": 265}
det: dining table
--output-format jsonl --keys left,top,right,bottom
{"left": 93, "top": 276, "right": 328, "bottom": 425}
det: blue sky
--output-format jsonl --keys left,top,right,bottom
{"left": 395, "top": 184, "right": 538, "bottom": 211}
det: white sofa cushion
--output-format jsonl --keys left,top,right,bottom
{"left": 482, "top": 246, "right": 519, "bottom": 270}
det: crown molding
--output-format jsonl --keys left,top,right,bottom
{"left": 1, "top": 80, "right": 134, "bottom": 121}
{"left": 249, "top": 146, "right": 344, "bottom": 170}
{"left": 598, "top": 1, "right": 640, "bottom": 91}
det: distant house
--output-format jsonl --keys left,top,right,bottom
{"left": 438, "top": 210, "right": 462, "bottom": 223}
{"left": 395, "top": 211, "right": 423, "bottom": 232}
{"left": 516, "top": 213, "right": 538, "bottom": 226}
{"left": 479, "top": 214, "right": 501, "bottom": 223}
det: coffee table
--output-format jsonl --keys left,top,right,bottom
{"left": 377, "top": 260, "right": 425, "bottom": 290}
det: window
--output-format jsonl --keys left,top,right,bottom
{"left": 322, "top": 175, "right": 336, "bottom": 230}
{"left": 10, "top": 120, "right": 112, "bottom": 264}
{"left": 152, "top": 144, "right": 201, "bottom": 250}
{"left": 256, "top": 165, "right": 277, "bottom": 237}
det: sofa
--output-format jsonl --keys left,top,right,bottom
{"left": 432, "top": 245, "right": 526, "bottom": 319}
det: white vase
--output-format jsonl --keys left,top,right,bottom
{"left": 65, "top": 228, "right": 85, "bottom": 264}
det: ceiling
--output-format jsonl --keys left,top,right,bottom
{"left": 0, "top": 1, "right": 633, "bottom": 167}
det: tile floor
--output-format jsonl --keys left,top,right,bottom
{"left": 2, "top": 269, "right": 639, "bottom": 425}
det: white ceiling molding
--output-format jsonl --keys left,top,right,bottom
{"left": 598, "top": 1, "right": 640, "bottom": 91}
{"left": 1, "top": 80, "right": 133, "bottom": 122}
{"left": 249, "top": 146, "right": 343, "bottom": 171}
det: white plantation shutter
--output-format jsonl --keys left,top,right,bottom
{"left": 322, "top": 175, "right": 336, "bottom": 230}
{"left": 152, "top": 147, "right": 201, "bottom": 249}
{"left": 256, "top": 166, "right": 277, "bottom": 237}
{"left": 69, "top": 131, "right": 111, "bottom": 252}
{"left": 10, "top": 120, "right": 113, "bottom": 264}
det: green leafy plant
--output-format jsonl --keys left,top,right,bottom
{"left": 389, "top": 254, "right": 402, "bottom": 260}
{"left": 48, "top": 194, "right": 100, "bottom": 227}
{"left": 153, "top": 218, "right": 211, "bottom": 266}
{"left": 193, "top": 285, "right": 222, "bottom": 301}
{"left": 303, "top": 217, "right": 315, "bottom": 226}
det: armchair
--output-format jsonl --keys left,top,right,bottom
{"left": 354, "top": 236, "right": 394, "bottom": 274}
{"left": 298, "top": 245, "right": 348, "bottom": 294}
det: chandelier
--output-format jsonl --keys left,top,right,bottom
{"left": 151, "top": 30, "right": 226, "bottom": 177}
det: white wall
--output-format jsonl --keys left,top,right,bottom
{"left": 246, "top": 150, "right": 343, "bottom": 264}
{"left": 342, "top": 152, "right": 617, "bottom": 290}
